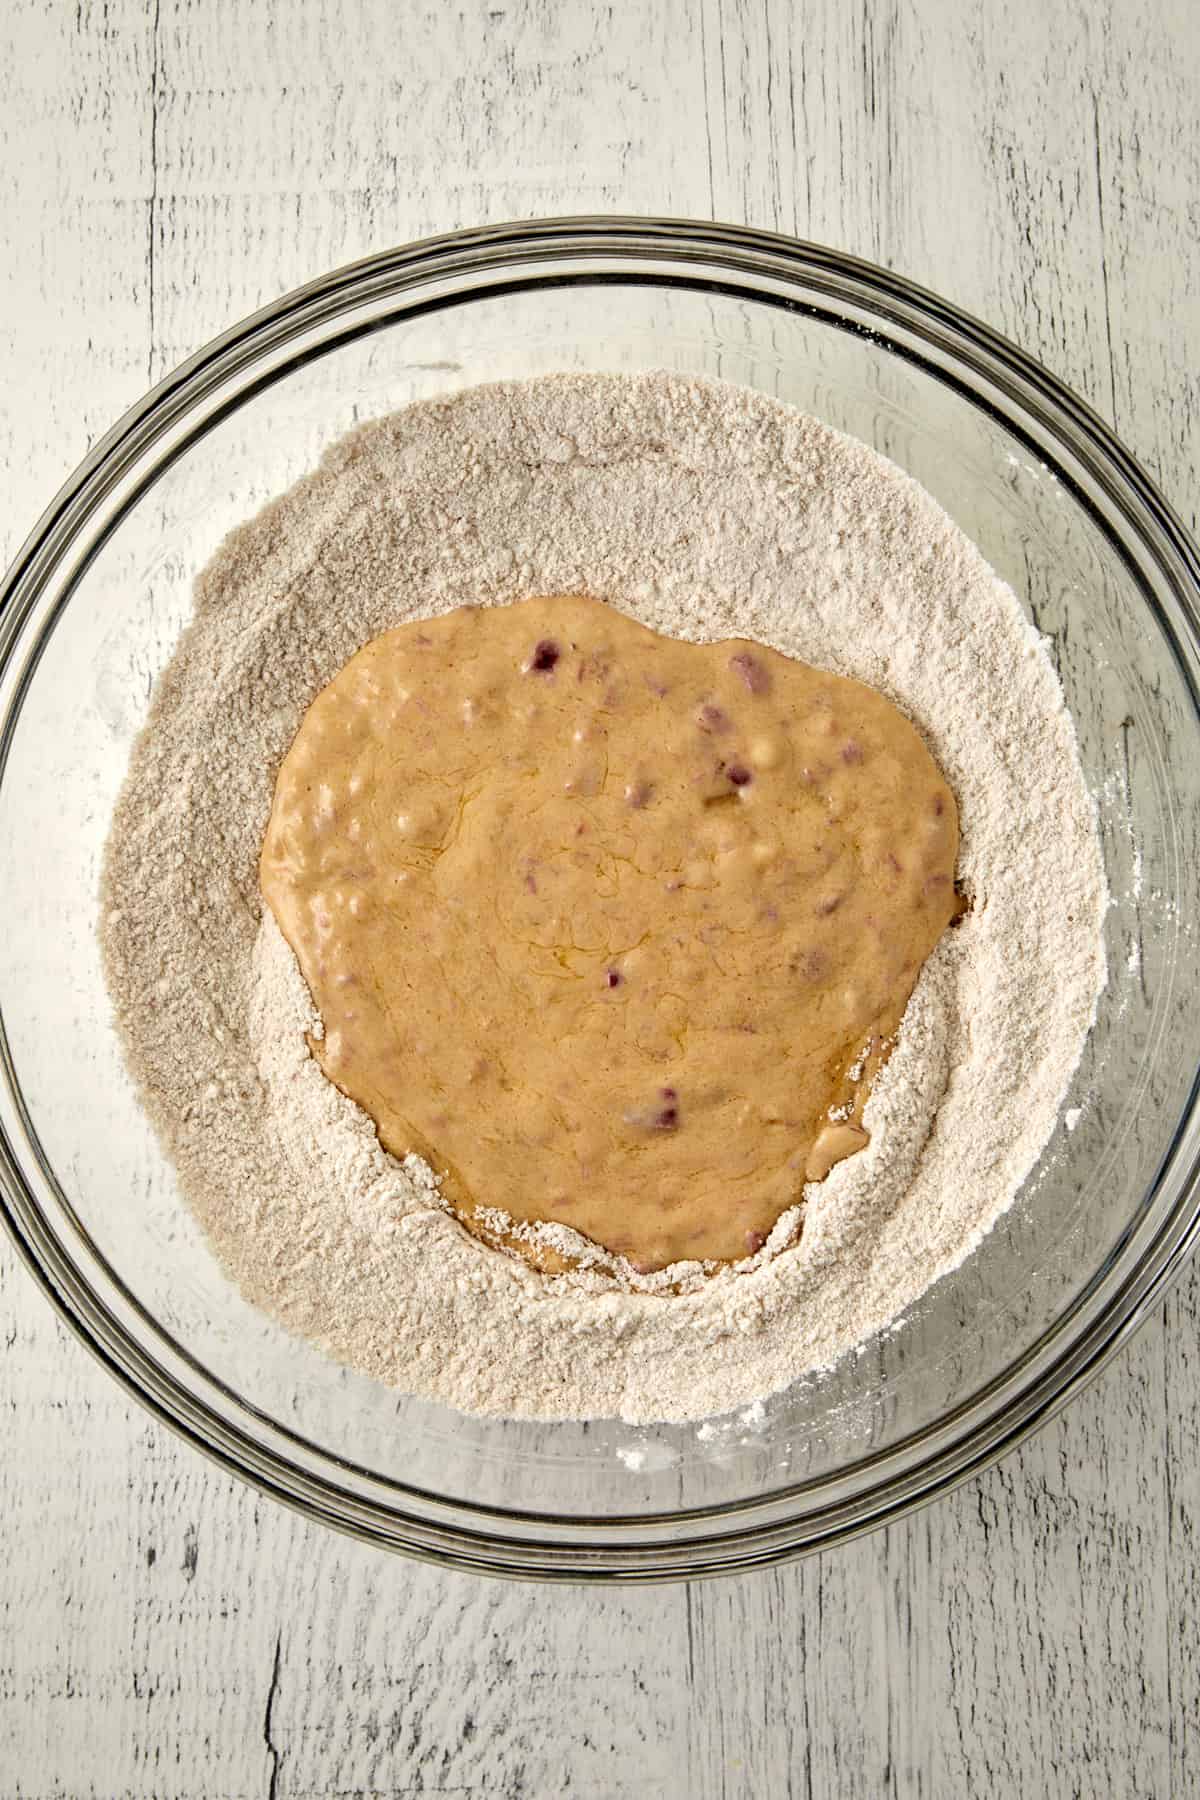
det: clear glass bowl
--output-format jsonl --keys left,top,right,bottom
{"left": 2, "top": 219, "right": 1199, "bottom": 1582}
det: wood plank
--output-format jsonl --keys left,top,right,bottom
{"left": 2, "top": 1, "right": 1197, "bottom": 1795}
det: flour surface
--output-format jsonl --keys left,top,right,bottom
{"left": 100, "top": 373, "right": 1107, "bottom": 1423}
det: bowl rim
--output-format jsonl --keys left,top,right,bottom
{"left": 3, "top": 214, "right": 1200, "bottom": 1582}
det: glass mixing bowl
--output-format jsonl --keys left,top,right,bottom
{"left": 2, "top": 219, "right": 1199, "bottom": 1581}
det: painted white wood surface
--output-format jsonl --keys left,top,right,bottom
{"left": 1, "top": 1, "right": 1197, "bottom": 1794}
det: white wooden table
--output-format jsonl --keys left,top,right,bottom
{"left": 2, "top": 2, "right": 1198, "bottom": 1793}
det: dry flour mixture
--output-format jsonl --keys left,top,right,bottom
{"left": 100, "top": 373, "right": 1107, "bottom": 1423}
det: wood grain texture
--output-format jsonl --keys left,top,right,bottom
{"left": 2, "top": 1, "right": 1198, "bottom": 1795}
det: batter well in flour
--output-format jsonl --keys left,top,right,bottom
{"left": 259, "top": 593, "right": 962, "bottom": 1273}
{"left": 99, "top": 371, "right": 1107, "bottom": 1424}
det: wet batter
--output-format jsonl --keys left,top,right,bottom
{"left": 260, "top": 595, "right": 961, "bottom": 1271}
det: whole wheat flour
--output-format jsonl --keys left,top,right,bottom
{"left": 100, "top": 372, "right": 1108, "bottom": 1424}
